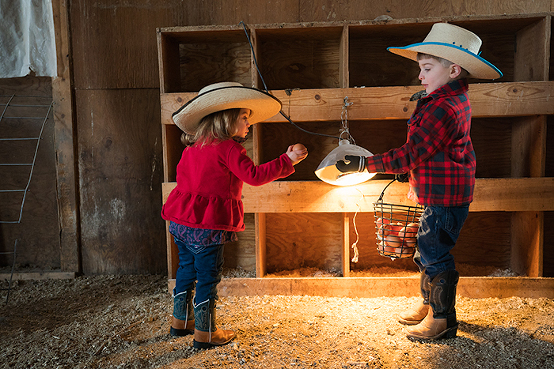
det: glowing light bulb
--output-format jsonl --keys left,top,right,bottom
{"left": 315, "top": 140, "right": 377, "bottom": 186}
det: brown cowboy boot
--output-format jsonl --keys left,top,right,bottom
{"left": 170, "top": 289, "right": 195, "bottom": 337}
{"left": 406, "top": 270, "right": 459, "bottom": 340}
{"left": 398, "top": 272, "right": 430, "bottom": 325}
{"left": 193, "top": 299, "right": 235, "bottom": 349}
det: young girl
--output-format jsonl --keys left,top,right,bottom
{"left": 161, "top": 82, "right": 308, "bottom": 349}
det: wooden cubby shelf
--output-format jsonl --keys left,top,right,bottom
{"left": 158, "top": 14, "right": 553, "bottom": 298}
{"left": 163, "top": 178, "right": 554, "bottom": 213}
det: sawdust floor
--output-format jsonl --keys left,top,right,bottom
{"left": 1, "top": 273, "right": 553, "bottom": 369}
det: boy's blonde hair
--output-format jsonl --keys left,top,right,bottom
{"left": 417, "top": 53, "right": 469, "bottom": 79}
{"left": 181, "top": 108, "right": 242, "bottom": 146}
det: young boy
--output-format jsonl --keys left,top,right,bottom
{"left": 336, "top": 23, "right": 502, "bottom": 340}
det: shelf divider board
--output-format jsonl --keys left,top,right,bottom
{"left": 511, "top": 116, "right": 547, "bottom": 178}
{"left": 514, "top": 16, "right": 551, "bottom": 82}
{"left": 250, "top": 27, "right": 260, "bottom": 88}
{"left": 253, "top": 121, "right": 267, "bottom": 277}
{"left": 509, "top": 12, "right": 549, "bottom": 278}
{"left": 156, "top": 32, "right": 181, "bottom": 94}
{"left": 509, "top": 115, "right": 547, "bottom": 277}
{"left": 511, "top": 211, "right": 544, "bottom": 277}
{"left": 165, "top": 221, "right": 178, "bottom": 280}
{"left": 510, "top": 14, "right": 548, "bottom": 278}
{"left": 255, "top": 213, "right": 267, "bottom": 278}
{"left": 339, "top": 24, "right": 349, "bottom": 88}
{"left": 343, "top": 213, "right": 351, "bottom": 277}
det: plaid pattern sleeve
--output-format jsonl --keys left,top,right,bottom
{"left": 366, "top": 79, "right": 476, "bottom": 206}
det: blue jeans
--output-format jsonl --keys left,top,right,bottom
{"left": 414, "top": 205, "right": 469, "bottom": 280}
{"left": 174, "top": 237, "right": 225, "bottom": 306}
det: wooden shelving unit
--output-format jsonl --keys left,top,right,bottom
{"left": 157, "top": 14, "right": 553, "bottom": 298}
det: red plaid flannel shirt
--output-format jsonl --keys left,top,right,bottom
{"left": 366, "top": 79, "right": 476, "bottom": 206}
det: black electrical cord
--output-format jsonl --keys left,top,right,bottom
{"left": 239, "top": 21, "right": 341, "bottom": 140}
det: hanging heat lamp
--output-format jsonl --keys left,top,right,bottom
{"left": 315, "top": 97, "right": 377, "bottom": 186}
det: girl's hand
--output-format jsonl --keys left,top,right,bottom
{"left": 407, "top": 186, "right": 418, "bottom": 202}
{"left": 286, "top": 144, "right": 308, "bottom": 165}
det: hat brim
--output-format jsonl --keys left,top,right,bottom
{"left": 388, "top": 42, "right": 502, "bottom": 80}
{"left": 173, "top": 85, "right": 282, "bottom": 134}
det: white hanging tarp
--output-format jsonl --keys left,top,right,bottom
{"left": 0, "top": 0, "right": 57, "bottom": 78}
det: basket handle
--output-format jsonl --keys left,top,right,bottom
{"left": 377, "top": 178, "right": 397, "bottom": 202}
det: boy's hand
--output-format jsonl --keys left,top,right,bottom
{"left": 336, "top": 155, "right": 366, "bottom": 173}
{"left": 395, "top": 173, "right": 410, "bottom": 183}
{"left": 286, "top": 144, "right": 308, "bottom": 165}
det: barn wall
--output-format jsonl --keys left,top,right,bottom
{"left": 6, "top": 0, "right": 548, "bottom": 274}
{"left": 0, "top": 77, "right": 60, "bottom": 271}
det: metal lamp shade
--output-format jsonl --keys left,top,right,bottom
{"left": 315, "top": 140, "right": 377, "bottom": 186}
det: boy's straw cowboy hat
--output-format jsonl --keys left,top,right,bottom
{"left": 173, "top": 82, "right": 282, "bottom": 134}
{"left": 388, "top": 23, "right": 502, "bottom": 80}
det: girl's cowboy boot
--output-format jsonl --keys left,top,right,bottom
{"left": 193, "top": 299, "right": 235, "bottom": 349}
{"left": 406, "top": 270, "right": 459, "bottom": 340}
{"left": 170, "top": 288, "right": 195, "bottom": 336}
{"left": 398, "top": 272, "right": 430, "bottom": 325}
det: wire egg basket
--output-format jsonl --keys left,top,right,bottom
{"left": 373, "top": 179, "right": 423, "bottom": 259}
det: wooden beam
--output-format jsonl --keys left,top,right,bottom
{"left": 51, "top": 0, "right": 80, "bottom": 273}
{"left": 160, "top": 82, "right": 554, "bottom": 125}
{"left": 163, "top": 177, "right": 554, "bottom": 213}
{"left": 470, "top": 178, "right": 554, "bottom": 212}
{"left": 168, "top": 276, "right": 554, "bottom": 299}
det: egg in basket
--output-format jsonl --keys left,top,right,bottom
{"left": 373, "top": 179, "right": 423, "bottom": 259}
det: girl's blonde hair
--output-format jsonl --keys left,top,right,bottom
{"left": 180, "top": 108, "right": 243, "bottom": 146}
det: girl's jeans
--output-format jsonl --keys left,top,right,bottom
{"left": 414, "top": 205, "right": 469, "bottom": 280}
{"left": 174, "top": 237, "right": 225, "bottom": 306}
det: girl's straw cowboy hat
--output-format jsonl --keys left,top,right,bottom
{"left": 172, "top": 82, "right": 282, "bottom": 134}
{"left": 387, "top": 23, "right": 502, "bottom": 80}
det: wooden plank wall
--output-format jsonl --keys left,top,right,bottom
{"left": 0, "top": 76, "right": 60, "bottom": 270}
{"left": 39, "top": 0, "right": 553, "bottom": 274}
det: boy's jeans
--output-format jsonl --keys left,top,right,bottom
{"left": 414, "top": 205, "right": 469, "bottom": 280}
{"left": 174, "top": 237, "right": 224, "bottom": 305}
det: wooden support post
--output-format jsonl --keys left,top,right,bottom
{"left": 156, "top": 31, "right": 182, "bottom": 94}
{"left": 511, "top": 212, "right": 543, "bottom": 277}
{"left": 339, "top": 25, "right": 349, "bottom": 88}
{"left": 166, "top": 221, "right": 179, "bottom": 280}
{"left": 510, "top": 115, "right": 547, "bottom": 277}
{"left": 250, "top": 27, "right": 259, "bottom": 88}
{"left": 343, "top": 213, "right": 350, "bottom": 277}
{"left": 255, "top": 213, "right": 267, "bottom": 278}
{"left": 514, "top": 16, "right": 550, "bottom": 82}
{"left": 52, "top": 0, "right": 80, "bottom": 274}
